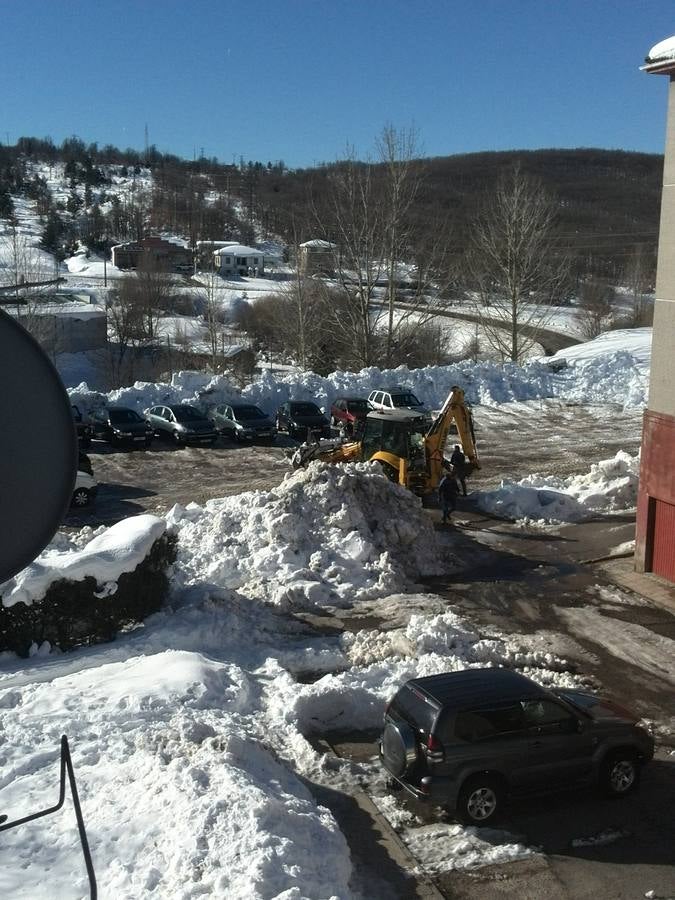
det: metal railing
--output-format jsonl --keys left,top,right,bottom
{"left": 0, "top": 735, "right": 97, "bottom": 898}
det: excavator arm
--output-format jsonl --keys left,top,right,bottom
{"left": 425, "top": 386, "right": 480, "bottom": 490}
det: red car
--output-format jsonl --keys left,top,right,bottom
{"left": 330, "top": 397, "right": 369, "bottom": 435}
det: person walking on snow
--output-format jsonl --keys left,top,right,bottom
{"left": 438, "top": 469, "right": 459, "bottom": 524}
{"left": 450, "top": 444, "right": 468, "bottom": 496}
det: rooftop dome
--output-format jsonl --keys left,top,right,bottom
{"left": 642, "top": 35, "right": 675, "bottom": 73}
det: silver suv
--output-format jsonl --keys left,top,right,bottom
{"left": 380, "top": 668, "right": 654, "bottom": 825}
{"left": 367, "top": 386, "right": 430, "bottom": 420}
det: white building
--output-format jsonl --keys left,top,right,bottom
{"left": 213, "top": 245, "right": 265, "bottom": 276}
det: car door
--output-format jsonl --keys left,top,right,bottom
{"left": 522, "top": 698, "right": 596, "bottom": 788}
{"left": 277, "top": 403, "right": 289, "bottom": 430}
{"left": 146, "top": 407, "right": 161, "bottom": 433}
{"left": 155, "top": 407, "right": 172, "bottom": 435}
{"left": 221, "top": 406, "right": 236, "bottom": 435}
{"left": 453, "top": 703, "right": 532, "bottom": 789}
{"left": 92, "top": 410, "right": 108, "bottom": 440}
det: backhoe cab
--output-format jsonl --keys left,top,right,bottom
{"left": 291, "top": 386, "right": 480, "bottom": 497}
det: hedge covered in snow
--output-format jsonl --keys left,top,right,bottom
{"left": 0, "top": 516, "right": 175, "bottom": 656}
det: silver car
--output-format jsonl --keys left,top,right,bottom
{"left": 208, "top": 403, "right": 277, "bottom": 444}
{"left": 145, "top": 404, "right": 218, "bottom": 446}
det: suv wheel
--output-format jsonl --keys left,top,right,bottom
{"left": 72, "top": 487, "right": 91, "bottom": 508}
{"left": 457, "top": 777, "right": 503, "bottom": 825}
{"left": 601, "top": 751, "right": 639, "bottom": 796}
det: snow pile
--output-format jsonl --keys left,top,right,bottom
{"left": 170, "top": 462, "right": 445, "bottom": 609}
{"left": 550, "top": 329, "right": 650, "bottom": 407}
{"left": 0, "top": 647, "right": 353, "bottom": 899}
{"left": 477, "top": 451, "right": 639, "bottom": 523}
{"left": 405, "top": 823, "right": 534, "bottom": 873}
{"left": 1, "top": 515, "right": 166, "bottom": 608}
{"left": 275, "top": 605, "right": 580, "bottom": 739}
{"left": 67, "top": 328, "right": 651, "bottom": 419}
{"left": 0, "top": 560, "right": 583, "bottom": 896}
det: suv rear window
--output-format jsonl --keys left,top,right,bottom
{"left": 455, "top": 704, "right": 524, "bottom": 742}
{"left": 390, "top": 685, "right": 439, "bottom": 733}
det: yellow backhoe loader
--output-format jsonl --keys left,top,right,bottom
{"left": 290, "top": 386, "right": 479, "bottom": 498}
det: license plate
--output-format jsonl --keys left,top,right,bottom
{"left": 134, "top": 436, "right": 145, "bottom": 441}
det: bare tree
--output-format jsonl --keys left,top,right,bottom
{"left": 376, "top": 124, "right": 423, "bottom": 364}
{"left": 315, "top": 149, "right": 384, "bottom": 368}
{"left": 201, "top": 267, "right": 226, "bottom": 369}
{"left": 116, "top": 257, "right": 173, "bottom": 342}
{"left": 576, "top": 278, "right": 613, "bottom": 339}
{"left": 465, "top": 165, "right": 569, "bottom": 362}
{"left": 312, "top": 130, "right": 451, "bottom": 370}
{"left": 623, "top": 246, "right": 654, "bottom": 327}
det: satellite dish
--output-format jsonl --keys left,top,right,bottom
{"left": 0, "top": 308, "right": 77, "bottom": 584}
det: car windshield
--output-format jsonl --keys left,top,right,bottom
{"left": 391, "top": 393, "right": 421, "bottom": 407}
{"left": 347, "top": 400, "right": 368, "bottom": 413}
{"left": 110, "top": 409, "right": 143, "bottom": 424}
{"left": 290, "top": 403, "right": 321, "bottom": 416}
{"left": 173, "top": 406, "right": 204, "bottom": 422}
{"left": 233, "top": 405, "right": 266, "bottom": 420}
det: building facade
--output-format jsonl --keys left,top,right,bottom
{"left": 636, "top": 38, "right": 675, "bottom": 581}
{"left": 298, "top": 239, "right": 338, "bottom": 275}
{"left": 111, "top": 237, "right": 191, "bottom": 271}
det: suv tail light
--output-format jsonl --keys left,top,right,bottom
{"left": 425, "top": 733, "right": 444, "bottom": 763}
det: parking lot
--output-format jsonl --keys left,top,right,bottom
{"left": 62, "top": 401, "right": 675, "bottom": 898}
{"left": 68, "top": 400, "right": 644, "bottom": 528}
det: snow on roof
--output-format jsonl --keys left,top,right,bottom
{"left": 196, "top": 240, "right": 239, "bottom": 248}
{"left": 300, "top": 239, "right": 337, "bottom": 249}
{"left": 3, "top": 302, "right": 106, "bottom": 319}
{"left": 213, "top": 245, "right": 263, "bottom": 257}
{"left": 642, "top": 35, "right": 675, "bottom": 71}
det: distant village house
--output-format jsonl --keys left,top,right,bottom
{"left": 298, "top": 239, "right": 338, "bottom": 275}
{"left": 111, "top": 237, "right": 191, "bottom": 272}
{"left": 213, "top": 244, "right": 264, "bottom": 276}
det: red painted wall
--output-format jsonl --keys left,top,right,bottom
{"left": 635, "top": 409, "right": 675, "bottom": 579}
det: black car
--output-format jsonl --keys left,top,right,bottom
{"left": 145, "top": 404, "right": 218, "bottom": 446}
{"left": 276, "top": 401, "right": 331, "bottom": 441}
{"left": 71, "top": 404, "right": 92, "bottom": 448}
{"left": 92, "top": 407, "right": 154, "bottom": 447}
{"left": 380, "top": 668, "right": 654, "bottom": 825}
{"left": 208, "top": 403, "right": 277, "bottom": 443}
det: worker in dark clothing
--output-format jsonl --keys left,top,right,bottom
{"left": 438, "top": 469, "right": 459, "bottom": 524}
{"left": 450, "top": 445, "right": 468, "bottom": 496}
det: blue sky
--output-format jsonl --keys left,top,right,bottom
{"left": 1, "top": 1, "right": 673, "bottom": 167}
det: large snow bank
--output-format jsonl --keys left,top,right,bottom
{"left": 170, "top": 462, "right": 445, "bottom": 609}
{"left": 0, "top": 647, "right": 353, "bottom": 899}
{"left": 477, "top": 451, "right": 639, "bottom": 523}
{"left": 1, "top": 514, "right": 166, "bottom": 608}
{"left": 0, "top": 512, "right": 584, "bottom": 896}
{"left": 67, "top": 328, "right": 651, "bottom": 419}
